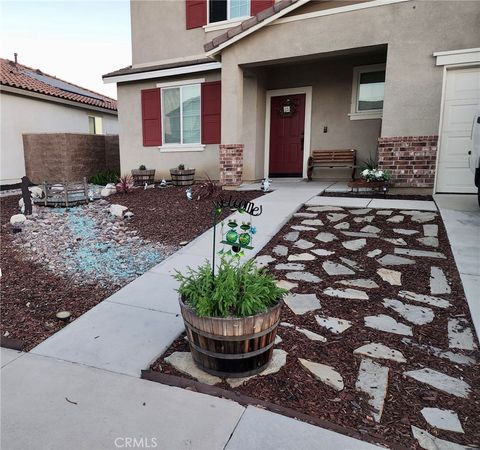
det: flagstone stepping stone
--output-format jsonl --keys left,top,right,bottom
{"left": 280, "top": 322, "right": 294, "bottom": 328}
{"left": 423, "top": 224, "right": 438, "bottom": 237}
{"left": 355, "top": 359, "right": 389, "bottom": 422}
{"left": 227, "top": 349, "right": 288, "bottom": 388}
{"left": 354, "top": 215, "right": 374, "bottom": 223}
{"left": 398, "top": 290, "right": 451, "bottom": 308}
{"left": 383, "top": 299, "right": 434, "bottom": 325}
{"left": 288, "top": 253, "right": 316, "bottom": 262}
{"left": 367, "top": 249, "right": 382, "bottom": 258}
{"left": 302, "top": 219, "right": 324, "bottom": 226}
{"left": 307, "top": 206, "right": 344, "bottom": 212}
{"left": 417, "top": 236, "right": 439, "bottom": 248}
{"left": 387, "top": 215, "right": 404, "bottom": 223}
{"left": 291, "top": 225, "right": 317, "bottom": 231}
{"left": 354, "top": 343, "right": 406, "bottom": 363}
{"left": 411, "top": 212, "right": 437, "bottom": 223}
{"left": 394, "top": 228, "right": 419, "bottom": 236}
{"left": 340, "top": 257, "right": 363, "bottom": 271}
{"left": 349, "top": 208, "right": 371, "bottom": 215}
{"left": 274, "top": 335, "right": 283, "bottom": 344}
{"left": 286, "top": 272, "right": 321, "bottom": 283}
{"left": 326, "top": 213, "right": 348, "bottom": 222}
{"left": 404, "top": 368, "right": 471, "bottom": 398}
{"left": 165, "top": 352, "right": 221, "bottom": 385}
{"left": 295, "top": 327, "right": 327, "bottom": 342}
{"left": 383, "top": 237, "right": 408, "bottom": 246}
{"left": 293, "top": 212, "right": 318, "bottom": 218}
{"left": 315, "top": 232, "right": 338, "bottom": 243}
{"left": 284, "top": 293, "right": 321, "bottom": 315}
{"left": 376, "top": 210, "right": 393, "bottom": 216}
{"left": 430, "top": 267, "right": 451, "bottom": 295}
{"left": 284, "top": 231, "right": 299, "bottom": 242}
{"left": 377, "top": 254, "right": 416, "bottom": 266}
{"left": 299, "top": 359, "right": 344, "bottom": 391}
{"left": 411, "top": 426, "right": 469, "bottom": 450}
{"left": 377, "top": 268, "right": 402, "bottom": 286}
{"left": 401, "top": 338, "right": 476, "bottom": 366}
{"left": 254, "top": 255, "right": 276, "bottom": 268}
{"left": 311, "top": 248, "right": 335, "bottom": 256}
{"left": 276, "top": 280, "right": 298, "bottom": 291}
{"left": 334, "top": 221, "right": 350, "bottom": 230}
{"left": 400, "top": 210, "right": 424, "bottom": 215}
{"left": 315, "top": 315, "right": 352, "bottom": 334}
{"left": 273, "top": 245, "right": 288, "bottom": 256}
{"left": 337, "top": 279, "right": 379, "bottom": 289}
{"left": 276, "top": 263, "right": 305, "bottom": 271}
{"left": 361, "top": 225, "right": 381, "bottom": 234}
{"left": 364, "top": 314, "right": 412, "bottom": 336}
{"left": 341, "top": 231, "right": 378, "bottom": 238}
{"left": 342, "top": 238, "right": 367, "bottom": 251}
{"left": 322, "top": 261, "right": 355, "bottom": 276}
{"left": 324, "top": 287, "right": 369, "bottom": 300}
{"left": 294, "top": 239, "right": 315, "bottom": 249}
{"left": 421, "top": 408, "right": 464, "bottom": 433}
{"left": 448, "top": 318, "right": 477, "bottom": 351}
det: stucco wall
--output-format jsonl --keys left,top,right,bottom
{"left": 0, "top": 92, "right": 118, "bottom": 185}
{"left": 116, "top": 71, "right": 221, "bottom": 180}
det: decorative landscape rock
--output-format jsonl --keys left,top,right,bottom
{"left": 337, "top": 279, "right": 378, "bottom": 289}
{"left": 255, "top": 255, "right": 276, "bottom": 268}
{"left": 349, "top": 208, "right": 371, "bottom": 215}
{"left": 284, "top": 293, "right": 321, "bottom": 315}
{"left": 417, "top": 236, "right": 439, "bottom": 248}
{"left": 284, "top": 231, "right": 300, "bottom": 242}
{"left": 376, "top": 210, "right": 393, "bottom": 216}
{"left": 355, "top": 358, "right": 389, "bottom": 422}
{"left": 322, "top": 261, "right": 354, "bottom": 276}
{"left": 411, "top": 426, "right": 469, "bottom": 450}
{"left": 377, "top": 268, "right": 402, "bottom": 286}
{"left": 342, "top": 238, "right": 366, "bottom": 251}
{"left": 288, "top": 253, "right": 316, "bottom": 262}
{"left": 326, "top": 213, "right": 348, "bottom": 222}
{"left": 333, "top": 222, "right": 350, "bottom": 230}
{"left": 101, "top": 184, "right": 117, "bottom": 197}
{"left": 340, "top": 257, "right": 363, "bottom": 271}
{"left": 294, "top": 239, "right": 315, "bottom": 250}
{"left": 315, "top": 315, "right": 352, "bottom": 334}
{"left": 383, "top": 299, "right": 434, "bottom": 325}
{"left": 411, "top": 212, "right": 437, "bottom": 223}
{"left": 353, "top": 215, "right": 374, "bottom": 223}
{"left": 10, "top": 213, "right": 26, "bottom": 226}
{"left": 364, "top": 314, "right": 412, "bottom": 336}
{"left": 423, "top": 224, "right": 438, "bottom": 237}
{"left": 124, "top": 211, "right": 134, "bottom": 219}
{"left": 293, "top": 212, "right": 317, "bottom": 218}
{"left": 307, "top": 206, "right": 344, "bottom": 212}
{"left": 315, "top": 232, "right": 338, "bottom": 243}
{"left": 276, "top": 280, "right": 298, "bottom": 291}
{"left": 393, "top": 228, "right": 419, "bottom": 236}
{"left": 299, "top": 358, "right": 344, "bottom": 391}
{"left": 404, "top": 368, "right": 471, "bottom": 398}
{"left": 286, "top": 272, "right": 321, "bottom": 283}
{"left": 109, "top": 204, "right": 128, "bottom": 218}
{"left": 387, "top": 215, "right": 404, "bottom": 223}
{"left": 275, "top": 263, "right": 305, "bottom": 271}
{"left": 295, "top": 326, "right": 327, "bottom": 342}
{"left": 398, "top": 291, "right": 451, "bottom": 308}
{"left": 420, "top": 408, "right": 464, "bottom": 433}
{"left": 354, "top": 343, "right": 406, "bottom": 363}
{"left": 165, "top": 352, "right": 221, "bottom": 385}
{"left": 311, "top": 248, "right": 335, "bottom": 256}
{"left": 430, "top": 266, "right": 451, "bottom": 295}
{"left": 323, "top": 287, "right": 369, "bottom": 300}
{"left": 367, "top": 249, "right": 382, "bottom": 258}
{"left": 302, "top": 219, "right": 324, "bottom": 226}
{"left": 361, "top": 225, "right": 381, "bottom": 234}
{"left": 291, "top": 225, "right": 317, "bottom": 231}
{"left": 448, "top": 318, "right": 477, "bottom": 351}
{"left": 377, "top": 254, "right": 416, "bottom": 266}
{"left": 273, "top": 245, "right": 288, "bottom": 256}
{"left": 383, "top": 238, "right": 407, "bottom": 246}
{"left": 401, "top": 338, "right": 476, "bottom": 366}
{"left": 341, "top": 231, "right": 378, "bottom": 239}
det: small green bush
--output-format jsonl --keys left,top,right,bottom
{"left": 89, "top": 169, "right": 120, "bottom": 185}
{"left": 139, "top": 164, "right": 146, "bottom": 170}
{"left": 174, "top": 259, "right": 286, "bottom": 318}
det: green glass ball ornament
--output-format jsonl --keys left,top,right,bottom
{"left": 226, "top": 230, "right": 238, "bottom": 244}
{"left": 239, "top": 233, "right": 251, "bottom": 246}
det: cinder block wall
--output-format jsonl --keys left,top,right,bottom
{"left": 23, "top": 133, "right": 120, "bottom": 183}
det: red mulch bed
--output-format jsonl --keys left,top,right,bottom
{"left": 0, "top": 188, "right": 263, "bottom": 351}
{"left": 151, "top": 205, "right": 480, "bottom": 449}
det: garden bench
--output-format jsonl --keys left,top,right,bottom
{"left": 307, "top": 149, "right": 357, "bottom": 181}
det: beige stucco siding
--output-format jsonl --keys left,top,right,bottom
{"left": 116, "top": 71, "right": 221, "bottom": 180}
{"left": 0, "top": 92, "right": 118, "bottom": 185}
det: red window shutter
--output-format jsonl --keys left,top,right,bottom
{"left": 201, "top": 81, "right": 221, "bottom": 145}
{"left": 141, "top": 88, "right": 162, "bottom": 146}
{"left": 186, "top": 0, "right": 207, "bottom": 29}
{"left": 250, "top": 0, "right": 274, "bottom": 15}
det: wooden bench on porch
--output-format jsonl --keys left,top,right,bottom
{"left": 307, "top": 149, "right": 357, "bottom": 181}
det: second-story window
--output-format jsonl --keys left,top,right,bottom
{"left": 209, "top": 0, "right": 250, "bottom": 23}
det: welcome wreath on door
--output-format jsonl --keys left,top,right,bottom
{"left": 278, "top": 97, "right": 298, "bottom": 117}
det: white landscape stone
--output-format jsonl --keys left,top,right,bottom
{"left": 383, "top": 237, "right": 408, "bottom": 246}
{"left": 423, "top": 224, "right": 438, "bottom": 237}
{"left": 342, "top": 238, "right": 367, "bottom": 251}
{"left": 291, "top": 225, "right": 317, "bottom": 231}
{"left": 354, "top": 342, "right": 406, "bottom": 363}
{"left": 376, "top": 210, "right": 393, "bottom": 216}
{"left": 10, "top": 214, "right": 26, "bottom": 226}
{"left": 353, "top": 215, "right": 374, "bottom": 223}
{"left": 294, "top": 239, "right": 315, "bottom": 250}
{"left": 299, "top": 359, "right": 344, "bottom": 391}
{"left": 254, "top": 255, "right": 276, "bottom": 268}
{"left": 355, "top": 358, "right": 389, "bottom": 422}
{"left": 420, "top": 408, "right": 464, "bottom": 433}
{"left": 28, "top": 186, "right": 44, "bottom": 198}
{"left": 326, "top": 213, "right": 348, "bottom": 223}
{"left": 383, "top": 299, "right": 434, "bottom": 325}
{"left": 275, "top": 263, "right": 305, "bottom": 271}
{"left": 448, "top": 318, "right": 477, "bottom": 351}
{"left": 377, "top": 268, "right": 402, "bottom": 286}
{"left": 322, "top": 261, "right": 355, "bottom": 276}
{"left": 307, "top": 206, "right": 344, "bottom": 212}
{"left": 302, "top": 219, "right": 324, "bottom": 226}
{"left": 361, "top": 225, "right": 381, "bottom": 234}
{"left": 430, "top": 267, "right": 451, "bottom": 295}
{"left": 341, "top": 231, "right": 378, "bottom": 238}
{"left": 280, "top": 322, "right": 294, "bottom": 328}
{"left": 340, "top": 257, "right": 363, "bottom": 271}
{"left": 367, "top": 249, "right": 382, "bottom": 258}
{"left": 315, "top": 232, "right": 338, "bottom": 243}
{"left": 364, "top": 314, "right": 412, "bottom": 336}
{"left": 398, "top": 291, "right": 451, "bottom": 309}
{"left": 311, "top": 248, "right": 335, "bottom": 256}
{"left": 323, "top": 287, "right": 369, "bottom": 300}
{"left": 284, "top": 231, "right": 300, "bottom": 242}
{"left": 293, "top": 212, "right": 317, "bottom": 218}
{"left": 377, "top": 254, "right": 416, "bottom": 266}
{"left": 401, "top": 338, "right": 476, "bottom": 366}
{"left": 334, "top": 221, "right": 350, "bottom": 230}
{"left": 411, "top": 212, "right": 437, "bottom": 223}
{"left": 288, "top": 253, "right": 316, "bottom": 262}
{"left": 411, "top": 426, "right": 470, "bottom": 450}
{"left": 295, "top": 327, "right": 327, "bottom": 342}
{"left": 273, "top": 245, "right": 288, "bottom": 256}
{"left": 417, "top": 237, "right": 439, "bottom": 248}
{"left": 337, "top": 279, "right": 379, "bottom": 289}
{"left": 404, "top": 368, "right": 471, "bottom": 398}
{"left": 387, "top": 215, "right": 404, "bottom": 223}
{"left": 275, "top": 280, "right": 298, "bottom": 291}
{"left": 109, "top": 204, "right": 128, "bottom": 218}
{"left": 286, "top": 272, "right": 321, "bottom": 283}
{"left": 165, "top": 352, "right": 221, "bottom": 385}
{"left": 315, "top": 315, "right": 352, "bottom": 334}
{"left": 284, "top": 293, "right": 321, "bottom": 315}
{"left": 274, "top": 335, "right": 282, "bottom": 344}
{"left": 393, "top": 228, "right": 419, "bottom": 236}
{"left": 124, "top": 211, "right": 134, "bottom": 219}
{"left": 349, "top": 208, "right": 371, "bottom": 215}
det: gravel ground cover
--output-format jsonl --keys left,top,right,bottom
{"left": 152, "top": 203, "right": 480, "bottom": 449}
{"left": 0, "top": 188, "right": 263, "bottom": 350}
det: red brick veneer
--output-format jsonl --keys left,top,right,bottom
{"left": 377, "top": 136, "right": 438, "bottom": 188}
{"left": 219, "top": 144, "right": 244, "bottom": 186}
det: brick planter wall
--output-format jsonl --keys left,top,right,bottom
{"left": 219, "top": 144, "right": 244, "bottom": 186}
{"left": 377, "top": 136, "right": 438, "bottom": 188}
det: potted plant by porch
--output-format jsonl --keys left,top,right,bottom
{"left": 131, "top": 164, "right": 155, "bottom": 186}
{"left": 170, "top": 164, "right": 196, "bottom": 186}
{"left": 174, "top": 258, "right": 286, "bottom": 378}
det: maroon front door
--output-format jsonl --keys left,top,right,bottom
{"left": 269, "top": 94, "right": 305, "bottom": 177}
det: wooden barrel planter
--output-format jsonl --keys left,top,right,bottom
{"left": 131, "top": 169, "right": 155, "bottom": 186}
{"left": 170, "top": 168, "right": 195, "bottom": 186}
{"left": 179, "top": 297, "right": 283, "bottom": 378}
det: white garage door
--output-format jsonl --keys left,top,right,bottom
{"left": 436, "top": 66, "right": 480, "bottom": 193}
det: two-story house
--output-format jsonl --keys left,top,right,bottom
{"left": 104, "top": 0, "right": 480, "bottom": 193}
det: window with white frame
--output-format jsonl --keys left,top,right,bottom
{"left": 209, "top": 0, "right": 250, "bottom": 23}
{"left": 161, "top": 84, "right": 201, "bottom": 145}
{"left": 88, "top": 116, "right": 103, "bottom": 134}
{"left": 350, "top": 64, "right": 386, "bottom": 119}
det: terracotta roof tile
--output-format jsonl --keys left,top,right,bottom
{"left": 0, "top": 58, "right": 117, "bottom": 111}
